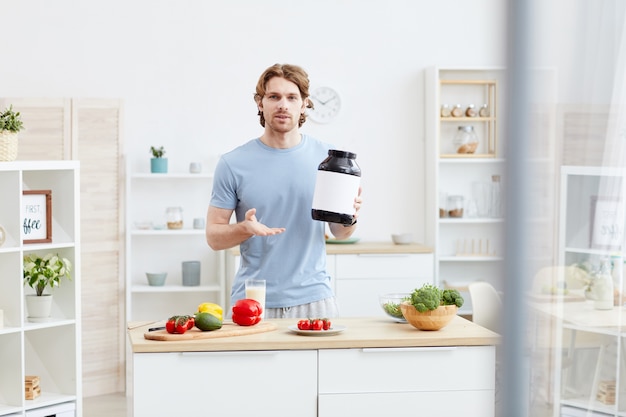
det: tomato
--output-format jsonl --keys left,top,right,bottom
{"left": 165, "top": 315, "right": 193, "bottom": 334}
{"left": 175, "top": 321, "right": 188, "bottom": 334}
{"left": 322, "top": 318, "right": 332, "bottom": 330}
{"left": 311, "top": 319, "right": 324, "bottom": 331}
{"left": 165, "top": 320, "right": 176, "bottom": 334}
{"left": 297, "top": 319, "right": 311, "bottom": 330}
{"left": 186, "top": 316, "right": 195, "bottom": 330}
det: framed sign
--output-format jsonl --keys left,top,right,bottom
{"left": 590, "top": 196, "right": 622, "bottom": 250}
{"left": 22, "top": 190, "right": 52, "bottom": 244}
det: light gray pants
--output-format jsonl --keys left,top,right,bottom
{"left": 265, "top": 297, "right": 339, "bottom": 319}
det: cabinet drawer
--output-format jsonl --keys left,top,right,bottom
{"left": 336, "top": 277, "right": 424, "bottom": 317}
{"left": 134, "top": 350, "right": 317, "bottom": 417}
{"left": 319, "top": 391, "right": 494, "bottom": 417}
{"left": 335, "top": 254, "right": 432, "bottom": 279}
{"left": 319, "top": 346, "right": 495, "bottom": 393}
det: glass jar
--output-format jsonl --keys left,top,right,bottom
{"left": 440, "top": 104, "right": 451, "bottom": 117}
{"left": 439, "top": 191, "right": 448, "bottom": 218}
{"left": 447, "top": 195, "right": 464, "bottom": 218}
{"left": 453, "top": 126, "right": 479, "bottom": 154}
{"left": 465, "top": 104, "right": 477, "bottom": 117}
{"left": 166, "top": 207, "right": 183, "bottom": 229}
{"left": 490, "top": 175, "right": 502, "bottom": 218}
{"left": 311, "top": 150, "right": 361, "bottom": 226}
{"left": 479, "top": 103, "right": 490, "bottom": 117}
{"left": 594, "top": 258, "right": 614, "bottom": 310}
{"left": 451, "top": 104, "right": 464, "bottom": 117}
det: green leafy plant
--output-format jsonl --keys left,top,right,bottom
{"left": 150, "top": 146, "right": 165, "bottom": 158}
{"left": 0, "top": 105, "right": 24, "bottom": 133}
{"left": 23, "top": 253, "right": 72, "bottom": 296}
{"left": 409, "top": 283, "right": 464, "bottom": 312}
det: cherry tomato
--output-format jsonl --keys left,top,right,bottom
{"left": 311, "top": 319, "right": 324, "bottom": 331}
{"left": 322, "top": 318, "right": 332, "bottom": 330}
{"left": 297, "top": 319, "right": 311, "bottom": 330}
{"left": 165, "top": 320, "right": 176, "bottom": 334}
{"left": 186, "top": 316, "right": 195, "bottom": 330}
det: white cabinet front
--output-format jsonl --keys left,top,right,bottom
{"left": 318, "top": 347, "right": 495, "bottom": 417}
{"left": 333, "top": 253, "right": 433, "bottom": 317}
{"left": 133, "top": 350, "right": 318, "bottom": 417}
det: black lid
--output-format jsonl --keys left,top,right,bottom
{"left": 328, "top": 149, "right": 357, "bottom": 159}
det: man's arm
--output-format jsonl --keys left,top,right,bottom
{"left": 205, "top": 206, "right": 286, "bottom": 251}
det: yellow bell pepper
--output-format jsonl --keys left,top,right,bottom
{"left": 197, "top": 302, "right": 223, "bottom": 321}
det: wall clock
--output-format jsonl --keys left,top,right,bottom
{"left": 308, "top": 86, "right": 341, "bottom": 124}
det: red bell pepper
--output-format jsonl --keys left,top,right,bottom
{"left": 232, "top": 299, "right": 263, "bottom": 326}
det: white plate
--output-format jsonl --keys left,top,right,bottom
{"left": 287, "top": 324, "right": 346, "bottom": 336}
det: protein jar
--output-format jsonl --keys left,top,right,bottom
{"left": 311, "top": 150, "right": 361, "bottom": 226}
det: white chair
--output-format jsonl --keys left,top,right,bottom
{"left": 468, "top": 281, "right": 502, "bottom": 334}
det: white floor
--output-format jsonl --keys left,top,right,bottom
{"left": 83, "top": 393, "right": 129, "bottom": 417}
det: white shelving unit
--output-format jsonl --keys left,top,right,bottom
{"left": 0, "top": 161, "right": 81, "bottom": 417}
{"left": 550, "top": 165, "right": 626, "bottom": 417}
{"left": 125, "top": 168, "right": 225, "bottom": 323}
{"left": 425, "top": 66, "right": 507, "bottom": 315}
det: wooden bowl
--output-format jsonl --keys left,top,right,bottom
{"left": 400, "top": 302, "right": 457, "bottom": 331}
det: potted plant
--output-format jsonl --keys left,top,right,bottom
{"left": 150, "top": 146, "right": 168, "bottom": 173}
{"left": 0, "top": 105, "right": 24, "bottom": 161}
{"left": 400, "top": 283, "right": 464, "bottom": 330}
{"left": 23, "top": 253, "right": 72, "bottom": 321}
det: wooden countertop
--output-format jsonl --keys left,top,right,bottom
{"left": 128, "top": 316, "right": 499, "bottom": 353}
{"left": 229, "top": 241, "right": 433, "bottom": 256}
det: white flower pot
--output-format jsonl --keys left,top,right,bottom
{"left": 25, "top": 294, "right": 53, "bottom": 322}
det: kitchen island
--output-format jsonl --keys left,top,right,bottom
{"left": 128, "top": 316, "right": 499, "bottom": 417}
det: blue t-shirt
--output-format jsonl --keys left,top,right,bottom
{"left": 210, "top": 135, "right": 334, "bottom": 308}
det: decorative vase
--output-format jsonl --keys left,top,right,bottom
{"left": 400, "top": 302, "right": 457, "bottom": 331}
{"left": 150, "top": 158, "right": 168, "bottom": 173}
{"left": 0, "top": 130, "right": 18, "bottom": 161}
{"left": 25, "top": 294, "right": 53, "bottom": 322}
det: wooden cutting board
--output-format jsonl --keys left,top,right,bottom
{"left": 144, "top": 321, "right": 277, "bottom": 341}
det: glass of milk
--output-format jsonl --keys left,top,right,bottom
{"left": 245, "top": 279, "right": 266, "bottom": 318}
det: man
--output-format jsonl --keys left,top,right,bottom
{"left": 206, "top": 63, "right": 362, "bottom": 318}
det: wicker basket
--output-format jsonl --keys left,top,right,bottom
{"left": 0, "top": 130, "right": 18, "bottom": 161}
{"left": 400, "top": 302, "right": 458, "bottom": 331}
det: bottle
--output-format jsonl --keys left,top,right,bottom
{"left": 594, "top": 258, "right": 614, "bottom": 310}
{"left": 490, "top": 175, "right": 502, "bottom": 218}
{"left": 611, "top": 253, "right": 623, "bottom": 305}
{"left": 453, "top": 126, "right": 479, "bottom": 154}
{"left": 312, "top": 150, "right": 361, "bottom": 226}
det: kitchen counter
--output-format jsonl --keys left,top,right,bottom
{"left": 128, "top": 316, "right": 498, "bottom": 353}
{"left": 128, "top": 317, "right": 498, "bottom": 417}
{"left": 229, "top": 241, "right": 433, "bottom": 256}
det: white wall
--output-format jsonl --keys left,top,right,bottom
{"left": 1, "top": 0, "right": 507, "bottom": 242}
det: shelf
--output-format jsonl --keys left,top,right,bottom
{"left": 439, "top": 218, "right": 504, "bottom": 224}
{"left": 131, "top": 284, "right": 221, "bottom": 293}
{"left": 131, "top": 229, "right": 205, "bottom": 236}
{"left": 439, "top": 256, "right": 503, "bottom": 262}
{"left": 439, "top": 157, "right": 505, "bottom": 164}
{"left": 132, "top": 173, "right": 213, "bottom": 179}
{"left": 425, "top": 66, "right": 506, "bottom": 295}
{"left": 22, "top": 392, "right": 77, "bottom": 411}
{"left": 0, "top": 161, "right": 81, "bottom": 416}
{"left": 125, "top": 159, "right": 225, "bottom": 329}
